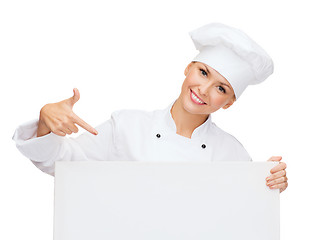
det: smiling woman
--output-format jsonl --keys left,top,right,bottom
{"left": 177, "top": 61, "right": 236, "bottom": 116}
{"left": 196, "top": 61, "right": 235, "bottom": 95}
{"left": 12, "top": 22, "right": 287, "bottom": 195}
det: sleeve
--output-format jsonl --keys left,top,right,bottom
{"left": 12, "top": 112, "right": 119, "bottom": 177}
{"left": 233, "top": 139, "right": 252, "bottom": 162}
{"left": 215, "top": 128, "right": 253, "bottom": 162}
{"left": 225, "top": 132, "right": 252, "bottom": 162}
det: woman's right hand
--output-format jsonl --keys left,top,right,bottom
{"left": 37, "top": 88, "right": 98, "bottom": 137}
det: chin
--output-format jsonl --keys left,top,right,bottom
{"left": 182, "top": 99, "right": 206, "bottom": 115}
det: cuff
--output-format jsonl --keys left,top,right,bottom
{"left": 12, "top": 119, "right": 64, "bottom": 162}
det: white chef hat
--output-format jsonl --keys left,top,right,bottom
{"left": 189, "top": 22, "right": 274, "bottom": 100}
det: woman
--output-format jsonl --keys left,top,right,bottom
{"left": 12, "top": 22, "right": 288, "bottom": 193}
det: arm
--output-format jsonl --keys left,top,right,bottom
{"left": 12, "top": 116, "right": 116, "bottom": 176}
{"left": 12, "top": 88, "right": 116, "bottom": 176}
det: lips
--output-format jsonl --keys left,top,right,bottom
{"left": 190, "top": 89, "right": 206, "bottom": 105}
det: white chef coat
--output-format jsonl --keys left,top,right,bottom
{"left": 12, "top": 100, "right": 252, "bottom": 176}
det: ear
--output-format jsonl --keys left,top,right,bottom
{"left": 184, "top": 62, "right": 194, "bottom": 76}
{"left": 222, "top": 97, "right": 235, "bottom": 110}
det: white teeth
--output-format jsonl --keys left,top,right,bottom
{"left": 192, "top": 91, "right": 204, "bottom": 103}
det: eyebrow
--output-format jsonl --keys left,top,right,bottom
{"left": 218, "top": 81, "right": 232, "bottom": 89}
{"left": 203, "top": 65, "right": 212, "bottom": 76}
{"left": 203, "top": 64, "right": 232, "bottom": 90}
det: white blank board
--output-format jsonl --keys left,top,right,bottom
{"left": 54, "top": 161, "right": 279, "bottom": 240}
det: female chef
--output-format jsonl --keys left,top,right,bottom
{"left": 12, "top": 22, "right": 288, "bottom": 193}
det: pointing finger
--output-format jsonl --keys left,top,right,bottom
{"left": 72, "top": 113, "right": 98, "bottom": 135}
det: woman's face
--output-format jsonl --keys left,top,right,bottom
{"left": 178, "top": 61, "right": 236, "bottom": 115}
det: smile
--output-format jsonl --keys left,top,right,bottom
{"left": 190, "top": 89, "right": 206, "bottom": 105}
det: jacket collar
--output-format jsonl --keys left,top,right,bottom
{"left": 163, "top": 100, "right": 212, "bottom": 139}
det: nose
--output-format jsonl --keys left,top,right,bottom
{"left": 198, "top": 82, "right": 212, "bottom": 97}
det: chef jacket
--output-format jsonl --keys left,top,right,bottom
{"left": 12, "top": 100, "right": 252, "bottom": 176}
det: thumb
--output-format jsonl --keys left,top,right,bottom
{"left": 67, "top": 88, "right": 80, "bottom": 107}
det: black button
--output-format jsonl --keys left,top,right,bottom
{"left": 156, "top": 134, "right": 161, "bottom": 138}
{"left": 201, "top": 144, "right": 206, "bottom": 149}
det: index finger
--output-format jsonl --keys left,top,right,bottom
{"left": 270, "top": 162, "right": 287, "bottom": 174}
{"left": 267, "top": 156, "right": 282, "bottom": 162}
{"left": 72, "top": 113, "right": 98, "bottom": 135}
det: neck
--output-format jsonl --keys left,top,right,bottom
{"left": 170, "top": 98, "right": 209, "bottom": 138}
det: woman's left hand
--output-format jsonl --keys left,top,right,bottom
{"left": 266, "top": 156, "right": 288, "bottom": 193}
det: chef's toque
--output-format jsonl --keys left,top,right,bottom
{"left": 189, "top": 22, "right": 274, "bottom": 100}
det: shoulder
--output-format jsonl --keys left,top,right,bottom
{"left": 211, "top": 123, "right": 242, "bottom": 145}
{"left": 209, "top": 122, "right": 252, "bottom": 161}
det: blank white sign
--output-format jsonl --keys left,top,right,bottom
{"left": 54, "top": 161, "right": 279, "bottom": 240}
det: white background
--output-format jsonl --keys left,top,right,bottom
{"left": 0, "top": 0, "right": 320, "bottom": 239}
